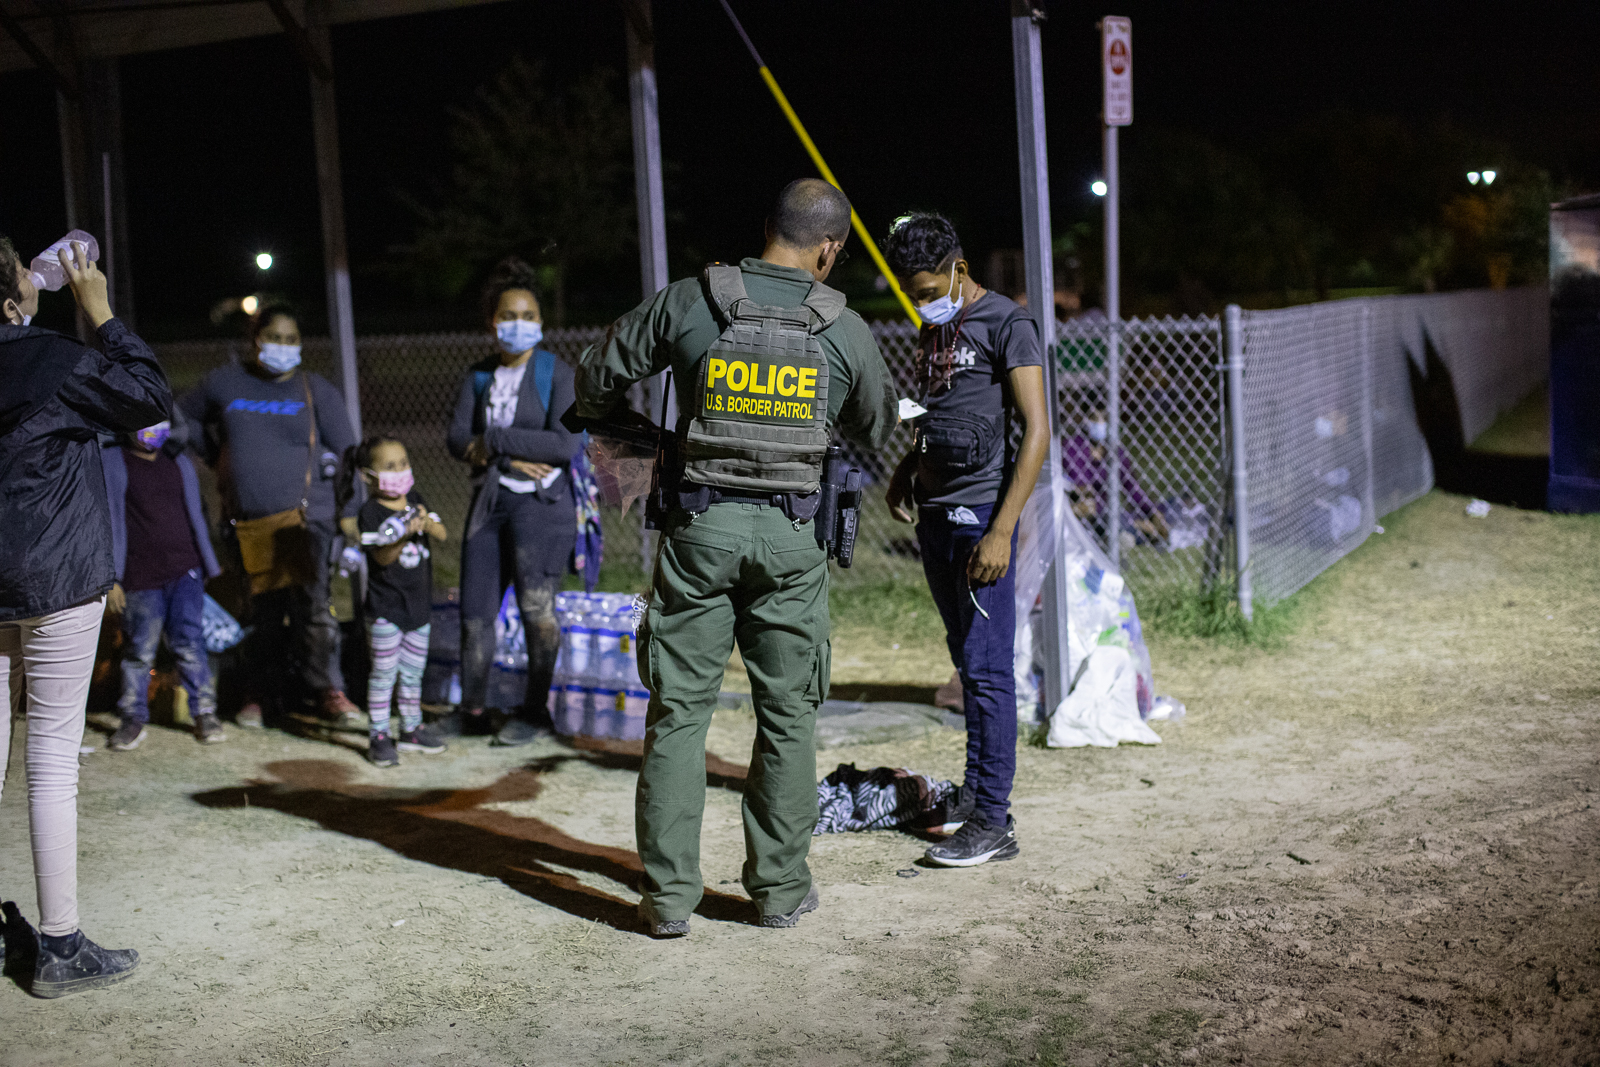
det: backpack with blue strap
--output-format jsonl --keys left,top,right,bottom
{"left": 473, "top": 350, "right": 604, "bottom": 591}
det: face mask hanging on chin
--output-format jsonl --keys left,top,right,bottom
{"left": 918, "top": 264, "right": 965, "bottom": 326}
{"left": 496, "top": 319, "right": 543, "bottom": 355}
{"left": 258, "top": 343, "right": 302, "bottom": 374}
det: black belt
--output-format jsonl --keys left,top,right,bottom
{"left": 711, "top": 488, "right": 786, "bottom": 506}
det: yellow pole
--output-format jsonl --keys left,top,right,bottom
{"left": 757, "top": 67, "right": 921, "bottom": 326}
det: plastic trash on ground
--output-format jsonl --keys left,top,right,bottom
{"left": 1466, "top": 498, "right": 1491, "bottom": 518}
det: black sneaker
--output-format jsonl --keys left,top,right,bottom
{"left": 31, "top": 929, "right": 139, "bottom": 998}
{"left": 925, "top": 815, "right": 1020, "bottom": 867}
{"left": 432, "top": 707, "right": 490, "bottom": 739}
{"left": 398, "top": 724, "right": 448, "bottom": 754}
{"left": 193, "top": 713, "right": 227, "bottom": 745}
{"left": 366, "top": 732, "right": 399, "bottom": 768}
{"left": 926, "top": 784, "right": 975, "bottom": 835}
{"left": 759, "top": 884, "right": 820, "bottom": 928}
{"left": 638, "top": 899, "right": 689, "bottom": 938}
{"left": 494, "top": 712, "right": 553, "bottom": 747}
{"left": 109, "top": 720, "right": 147, "bottom": 751}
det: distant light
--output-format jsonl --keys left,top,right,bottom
{"left": 1091, "top": 180, "right": 1108, "bottom": 197}
{"left": 255, "top": 252, "right": 273, "bottom": 270}
{"left": 1481, "top": 169, "right": 1497, "bottom": 185}
{"left": 241, "top": 295, "right": 259, "bottom": 316}
{"left": 1467, "top": 172, "right": 1480, "bottom": 185}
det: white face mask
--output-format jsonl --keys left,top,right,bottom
{"left": 918, "top": 264, "right": 965, "bottom": 326}
{"left": 496, "top": 319, "right": 543, "bottom": 355}
{"left": 20, "top": 315, "right": 30, "bottom": 327}
{"left": 1087, "top": 420, "right": 1109, "bottom": 443}
{"left": 258, "top": 342, "right": 302, "bottom": 374}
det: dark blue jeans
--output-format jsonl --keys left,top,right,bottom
{"left": 916, "top": 504, "right": 1018, "bottom": 826}
{"left": 119, "top": 567, "right": 215, "bottom": 724}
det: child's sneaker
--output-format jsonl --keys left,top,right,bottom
{"left": 109, "top": 721, "right": 147, "bottom": 751}
{"left": 366, "top": 732, "right": 399, "bottom": 768}
{"left": 398, "top": 724, "right": 448, "bottom": 754}
{"left": 193, "top": 713, "right": 227, "bottom": 745}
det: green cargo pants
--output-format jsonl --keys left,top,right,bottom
{"left": 636, "top": 501, "right": 831, "bottom": 922}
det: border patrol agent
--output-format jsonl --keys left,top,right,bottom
{"left": 573, "top": 179, "right": 897, "bottom": 936}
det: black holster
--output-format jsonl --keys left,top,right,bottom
{"left": 816, "top": 445, "right": 864, "bottom": 567}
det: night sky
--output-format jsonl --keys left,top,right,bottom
{"left": 4, "top": 0, "right": 1599, "bottom": 337}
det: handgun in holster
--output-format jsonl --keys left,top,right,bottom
{"left": 816, "top": 445, "right": 864, "bottom": 568}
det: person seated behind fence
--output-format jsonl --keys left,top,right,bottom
{"left": 101, "top": 412, "right": 226, "bottom": 750}
{"left": 179, "top": 302, "right": 361, "bottom": 729}
{"left": 347, "top": 437, "right": 450, "bottom": 768}
{"left": 442, "top": 258, "right": 578, "bottom": 747}
{"left": 1060, "top": 404, "right": 1169, "bottom": 545}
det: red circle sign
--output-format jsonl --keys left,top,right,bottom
{"left": 1108, "top": 39, "right": 1129, "bottom": 75}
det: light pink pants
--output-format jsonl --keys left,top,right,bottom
{"left": 0, "top": 597, "right": 104, "bottom": 936}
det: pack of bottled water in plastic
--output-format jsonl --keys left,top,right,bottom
{"left": 494, "top": 589, "right": 649, "bottom": 740}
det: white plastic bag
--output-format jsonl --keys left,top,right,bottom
{"left": 1046, "top": 645, "right": 1162, "bottom": 747}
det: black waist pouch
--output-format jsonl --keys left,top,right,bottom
{"left": 915, "top": 410, "right": 1001, "bottom": 476}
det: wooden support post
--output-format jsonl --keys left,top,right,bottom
{"left": 303, "top": 0, "right": 362, "bottom": 438}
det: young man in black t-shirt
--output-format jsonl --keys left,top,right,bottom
{"left": 884, "top": 213, "right": 1051, "bottom": 867}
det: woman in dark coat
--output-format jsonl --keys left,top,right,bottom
{"left": 442, "top": 259, "right": 578, "bottom": 745}
{"left": 0, "top": 235, "right": 169, "bottom": 996}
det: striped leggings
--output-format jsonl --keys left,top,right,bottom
{"left": 367, "top": 619, "right": 430, "bottom": 737}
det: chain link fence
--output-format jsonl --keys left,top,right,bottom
{"left": 153, "top": 284, "right": 1542, "bottom": 611}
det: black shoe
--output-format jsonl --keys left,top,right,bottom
{"left": 433, "top": 707, "right": 490, "bottom": 739}
{"left": 926, "top": 784, "right": 976, "bottom": 834}
{"left": 638, "top": 899, "right": 689, "bottom": 938}
{"left": 925, "top": 814, "right": 1020, "bottom": 867}
{"left": 759, "top": 884, "right": 819, "bottom": 929}
{"left": 193, "top": 713, "right": 227, "bottom": 745}
{"left": 31, "top": 929, "right": 139, "bottom": 998}
{"left": 366, "top": 732, "right": 399, "bottom": 768}
{"left": 494, "top": 713, "right": 553, "bottom": 747}
{"left": 398, "top": 723, "right": 448, "bottom": 754}
{"left": 109, "top": 720, "right": 147, "bottom": 751}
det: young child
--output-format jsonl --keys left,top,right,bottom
{"left": 354, "top": 437, "right": 450, "bottom": 767}
{"left": 101, "top": 418, "right": 227, "bottom": 749}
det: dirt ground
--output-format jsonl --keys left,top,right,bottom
{"left": 3, "top": 489, "right": 1598, "bottom": 1066}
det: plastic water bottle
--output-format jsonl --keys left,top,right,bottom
{"left": 553, "top": 593, "right": 590, "bottom": 735}
{"left": 578, "top": 596, "right": 612, "bottom": 736}
{"left": 616, "top": 602, "right": 650, "bottom": 740}
{"left": 29, "top": 230, "right": 100, "bottom": 291}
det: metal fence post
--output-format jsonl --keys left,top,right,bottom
{"left": 1224, "top": 304, "right": 1251, "bottom": 620}
{"left": 1103, "top": 122, "right": 1122, "bottom": 569}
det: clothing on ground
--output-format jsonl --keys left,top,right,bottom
{"left": 367, "top": 619, "right": 429, "bottom": 736}
{"left": 118, "top": 568, "right": 214, "bottom": 724}
{"left": 910, "top": 291, "right": 1042, "bottom": 508}
{"left": 814, "top": 763, "right": 960, "bottom": 834}
{"left": 358, "top": 490, "right": 435, "bottom": 634}
{"left": 178, "top": 364, "right": 355, "bottom": 523}
{"left": 917, "top": 502, "right": 1019, "bottom": 826}
{"left": 0, "top": 598, "right": 106, "bottom": 936}
{"left": 0, "top": 319, "right": 172, "bottom": 623}
{"left": 118, "top": 449, "right": 203, "bottom": 591}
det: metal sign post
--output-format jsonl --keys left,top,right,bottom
{"left": 1101, "top": 15, "right": 1130, "bottom": 567}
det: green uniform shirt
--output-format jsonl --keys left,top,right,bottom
{"left": 574, "top": 257, "right": 899, "bottom": 452}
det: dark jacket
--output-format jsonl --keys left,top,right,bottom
{"left": 446, "top": 350, "right": 577, "bottom": 540}
{"left": 0, "top": 320, "right": 173, "bottom": 622}
{"left": 101, "top": 445, "right": 223, "bottom": 582}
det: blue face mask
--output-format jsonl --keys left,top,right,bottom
{"left": 258, "top": 343, "right": 302, "bottom": 374}
{"left": 918, "top": 264, "right": 965, "bottom": 326}
{"left": 496, "top": 319, "right": 543, "bottom": 355}
{"left": 1088, "top": 420, "right": 1109, "bottom": 443}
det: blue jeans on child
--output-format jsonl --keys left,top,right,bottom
{"left": 119, "top": 567, "right": 215, "bottom": 724}
{"left": 915, "top": 503, "right": 1018, "bottom": 827}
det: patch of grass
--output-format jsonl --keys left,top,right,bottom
{"left": 1142, "top": 577, "right": 1305, "bottom": 647}
{"left": 829, "top": 579, "right": 944, "bottom": 641}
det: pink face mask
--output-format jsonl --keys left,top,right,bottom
{"left": 372, "top": 468, "right": 414, "bottom": 498}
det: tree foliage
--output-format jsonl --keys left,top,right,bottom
{"left": 397, "top": 58, "right": 634, "bottom": 326}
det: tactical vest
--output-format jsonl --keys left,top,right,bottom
{"left": 681, "top": 264, "right": 846, "bottom": 495}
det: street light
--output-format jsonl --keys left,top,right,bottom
{"left": 1091, "top": 180, "right": 1108, "bottom": 197}
{"left": 1467, "top": 170, "right": 1498, "bottom": 186}
{"left": 241, "top": 295, "right": 259, "bottom": 316}
{"left": 1481, "top": 169, "right": 1497, "bottom": 185}
{"left": 255, "top": 252, "right": 273, "bottom": 270}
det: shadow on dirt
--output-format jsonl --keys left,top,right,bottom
{"left": 191, "top": 746, "right": 752, "bottom": 933}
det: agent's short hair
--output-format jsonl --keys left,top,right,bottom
{"left": 769, "top": 179, "right": 852, "bottom": 250}
{"left": 883, "top": 212, "right": 963, "bottom": 278}
{"left": 480, "top": 257, "right": 542, "bottom": 324}
{"left": 250, "top": 300, "right": 299, "bottom": 340}
{"left": 0, "top": 234, "right": 20, "bottom": 310}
